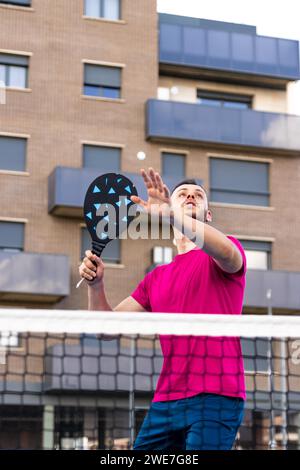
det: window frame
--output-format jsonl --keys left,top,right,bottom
{"left": 0, "top": 54, "right": 29, "bottom": 89}
{"left": 82, "top": 143, "right": 121, "bottom": 171}
{"left": 197, "top": 89, "right": 253, "bottom": 109}
{"left": 0, "top": 221, "right": 25, "bottom": 252}
{"left": 0, "top": 0, "right": 31, "bottom": 6}
{"left": 84, "top": 0, "right": 121, "bottom": 21}
{"left": 83, "top": 84, "right": 121, "bottom": 98}
{"left": 239, "top": 239, "right": 272, "bottom": 270}
{"left": 0, "top": 135, "right": 27, "bottom": 172}
{"left": 161, "top": 151, "right": 186, "bottom": 179}
{"left": 209, "top": 156, "right": 270, "bottom": 207}
{"left": 83, "top": 63, "right": 122, "bottom": 99}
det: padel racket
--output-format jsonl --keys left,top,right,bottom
{"left": 76, "top": 172, "right": 138, "bottom": 288}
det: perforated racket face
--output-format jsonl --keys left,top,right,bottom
{"left": 83, "top": 173, "right": 138, "bottom": 253}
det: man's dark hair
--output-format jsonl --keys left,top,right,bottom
{"left": 171, "top": 178, "right": 207, "bottom": 196}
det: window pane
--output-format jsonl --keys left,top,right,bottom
{"left": 0, "top": 247, "right": 22, "bottom": 253}
{"left": 0, "top": 0, "right": 31, "bottom": 5}
{"left": 100, "top": 87, "right": 120, "bottom": 99}
{"left": 84, "top": 0, "right": 100, "bottom": 17}
{"left": 210, "top": 189, "right": 269, "bottom": 206}
{"left": 197, "top": 90, "right": 252, "bottom": 109}
{"left": 153, "top": 246, "right": 173, "bottom": 264}
{"left": 102, "top": 238, "right": 120, "bottom": 263}
{"left": 162, "top": 153, "right": 185, "bottom": 179}
{"left": 157, "top": 87, "right": 170, "bottom": 100}
{"left": 103, "top": 0, "right": 120, "bottom": 20}
{"left": 0, "top": 222, "right": 24, "bottom": 250}
{"left": 84, "top": 64, "right": 121, "bottom": 88}
{"left": 223, "top": 101, "right": 250, "bottom": 109}
{"left": 153, "top": 246, "right": 163, "bottom": 264}
{"left": 245, "top": 250, "right": 268, "bottom": 270}
{"left": 240, "top": 240, "right": 271, "bottom": 252}
{"left": 0, "top": 54, "right": 28, "bottom": 66}
{"left": 0, "top": 332, "right": 19, "bottom": 348}
{"left": 198, "top": 98, "right": 222, "bottom": 107}
{"left": 8, "top": 66, "right": 26, "bottom": 88}
{"left": 84, "top": 85, "right": 100, "bottom": 96}
{"left": 210, "top": 157, "right": 269, "bottom": 206}
{"left": 0, "top": 65, "right": 6, "bottom": 85}
{"left": 0, "top": 136, "right": 26, "bottom": 171}
{"left": 163, "top": 247, "right": 173, "bottom": 263}
{"left": 242, "top": 338, "right": 269, "bottom": 372}
{"left": 83, "top": 145, "right": 120, "bottom": 171}
{"left": 81, "top": 228, "right": 90, "bottom": 259}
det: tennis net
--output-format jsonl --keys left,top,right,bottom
{"left": 0, "top": 308, "right": 300, "bottom": 450}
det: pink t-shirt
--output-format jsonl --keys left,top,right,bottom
{"left": 131, "top": 236, "right": 247, "bottom": 402}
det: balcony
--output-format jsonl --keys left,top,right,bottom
{"left": 245, "top": 269, "right": 300, "bottom": 312}
{"left": 146, "top": 99, "right": 300, "bottom": 153}
{"left": 0, "top": 252, "right": 70, "bottom": 303}
{"left": 48, "top": 166, "right": 186, "bottom": 218}
{"left": 159, "top": 14, "right": 300, "bottom": 88}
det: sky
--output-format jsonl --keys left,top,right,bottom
{"left": 157, "top": 0, "right": 300, "bottom": 115}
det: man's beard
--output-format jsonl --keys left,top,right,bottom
{"left": 191, "top": 208, "right": 208, "bottom": 222}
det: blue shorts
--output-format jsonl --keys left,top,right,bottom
{"left": 133, "top": 393, "right": 244, "bottom": 451}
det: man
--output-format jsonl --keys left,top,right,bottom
{"left": 79, "top": 167, "right": 246, "bottom": 450}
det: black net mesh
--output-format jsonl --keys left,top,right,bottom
{"left": 0, "top": 312, "right": 300, "bottom": 450}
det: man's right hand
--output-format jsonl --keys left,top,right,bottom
{"left": 79, "top": 250, "right": 104, "bottom": 286}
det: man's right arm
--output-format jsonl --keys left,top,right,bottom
{"left": 79, "top": 250, "right": 146, "bottom": 339}
{"left": 88, "top": 284, "right": 146, "bottom": 313}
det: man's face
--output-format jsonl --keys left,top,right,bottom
{"left": 171, "top": 184, "right": 211, "bottom": 222}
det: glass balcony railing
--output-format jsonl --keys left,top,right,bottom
{"left": 146, "top": 99, "right": 300, "bottom": 152}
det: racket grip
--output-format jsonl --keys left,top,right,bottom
{"left": 91, "top": 240, "right": 106, "bottom": 259}
{"left": 87, "top": 241, "right": 106, "bottom": 282}
{"left": 76, "top": 241, "right": 106, "bottom": 288}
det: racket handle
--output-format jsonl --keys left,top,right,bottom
{"left": 76, "top": 241, "right": 106, "bottom": 288}
{"left": 86, "top": 241, "right": 108, "bottom": 286}
{"left": 91, "top": 240, "right": 106, "bottom": 258}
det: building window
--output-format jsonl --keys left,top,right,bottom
{"left": 81, "top": 227, "right": 120, "bottom": 264}
{"left": 157, "top": 87, "right": 170, "bottom": 100}
{"left": 83, "top": 145, "right": 120, "bottom": 172}
{"left": 0, "top": 223, "right": 24, "bottom": 348}
{"left": 0, "top": 331, "right": 18, "bottom": 348}
{"left": 153, "top": 246, "right": 173, "bottom": 264}
{"left": 147, "top": 246, "right": 173, "bottom": 272}
{"left": 0, "top": 136, "right": 27, "bottom": 172}
{"left": 0, "top": 53, "right": 29, "bottom": 88}
{"left": 0, "top": 0, "right": 31, "bottom": 6}
{"left": 83, "top": 64, "right": 121, "bottom": 99}
{"left": 84, "top": 0, "right": 120, "bottom": 20}
{"left": 197, "top": 90, "right": 252, "bottom": 110}
{"left": 0, "top": 222, "right": 24, "bottom": 252}
{"left": 0, "top": 406, "right": 42, "bottom": 449}
{"left": 54, "top": 407, "right": 85, "bottom": 450}
{"left": 210, "top": 157, "right": 270, "bottom": 206}
{"left": 162, "top": 152, "right": 186, "bottom": 179}
{"left": 239, "top": 240, "right": 271, "bottom": 270}
{"left": 242, "top": 337, "right": 269, "bottom": 373}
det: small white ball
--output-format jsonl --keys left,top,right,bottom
{"left": 137, "top": 151, "right": 146, "bottom": 161}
